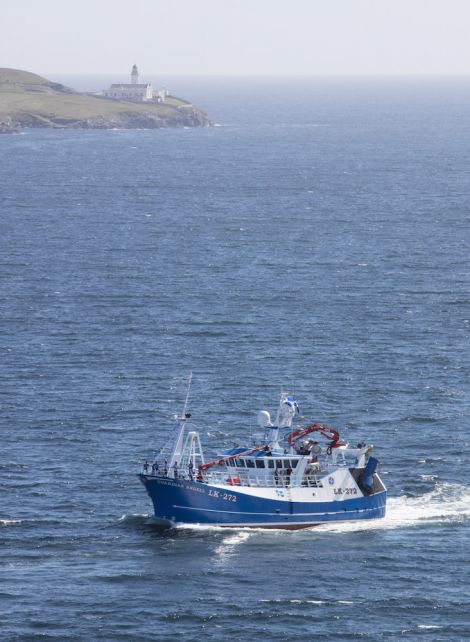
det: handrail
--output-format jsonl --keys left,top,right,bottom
{"left": 141, "top": 469, "right": 325, "bottom": 489}
{"left": 142, "top": 453, "right": 363, "bottom": 486}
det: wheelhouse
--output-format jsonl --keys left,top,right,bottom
{"left": 226, "top": 456, "right": 300, "bottom": 469}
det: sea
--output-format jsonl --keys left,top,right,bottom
{"left": 1, "top": 76, "right": 469, "bottom": 641}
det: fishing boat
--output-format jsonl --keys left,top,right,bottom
{"left": 139, "top": 390, "right": 387, "bottom": 529}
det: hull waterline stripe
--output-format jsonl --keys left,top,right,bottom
{"left": 171, "top": 504, "right": 382, "bottom": 517}
{"left": 180, "top": 522, "right": 321, "bottom": 529}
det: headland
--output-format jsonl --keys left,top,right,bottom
{"left": 0, "top": 67, "right": 210, "bottom": 133}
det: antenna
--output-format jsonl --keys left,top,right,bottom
{"left": 182, "top": 371, "right": 193, "bottom": 418}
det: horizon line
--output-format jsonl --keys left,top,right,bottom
{"left": 42, "top": 71, "right": 470, "bottom": 79}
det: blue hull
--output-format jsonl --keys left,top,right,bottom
{"left": 139, "top": 475, "right": 387, "bottom": 529}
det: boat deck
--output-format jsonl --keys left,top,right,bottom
{"left": 141, "top": 467, "right": 332, "bottom": 489}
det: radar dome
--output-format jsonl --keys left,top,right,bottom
{"left": 257, "top": 410, "right": 271, "bottom": 428}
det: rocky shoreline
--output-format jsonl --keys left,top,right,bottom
{"left": 0, "top": 117, "right": 20, "bottom": 134}
{"left": 0, "top": 107, "right": 209, "bottom": 133}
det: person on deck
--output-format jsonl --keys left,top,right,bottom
{"left": 285, "top": 466, "right": 293, "bottom": 487}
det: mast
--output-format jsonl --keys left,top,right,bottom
{"left": 168, "top": 373, "right": 193, "bottom": 469}
{"left": 182, "top": 371, "right": 192, "bottom": 418}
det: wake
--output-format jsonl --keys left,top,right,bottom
{"left": 320, "top": 482, "right": 470, "bottom": 533}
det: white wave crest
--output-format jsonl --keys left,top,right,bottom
{"left": 0, "top": 519, "right": 25, "bottom": 526}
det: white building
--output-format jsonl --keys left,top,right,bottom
{"left": 103, "top": 65, "right": 153, "bottom": 102}
{"left": 157, "top": 87, "right": 169, "bottom": 102}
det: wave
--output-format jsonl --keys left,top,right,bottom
{"left": 0, "top": 517, "right": 78, "bottom": 528}
{"left": 0, "top": 518, "right": 26, "bottom": 527}
{"left": 118, "top": 513, "right": 152, "bottom": 525}
{"left": 259, "top": 598, "right": 354, "bottom": 606}
{"left": 319, "top": 482, "right": 470, "bottom": 533}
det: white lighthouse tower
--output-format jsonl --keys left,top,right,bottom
{"left": 102, "top": 64, "right": 154, "bottom": 102}
{"left": 131, "top": 64, "right": 139, "bottom": 85}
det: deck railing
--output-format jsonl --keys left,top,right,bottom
{"left": 142, "top": 467, "right": 324, "bottom": 488}
{"left": 201, "top": 471, "right": 323, "bottom": 489}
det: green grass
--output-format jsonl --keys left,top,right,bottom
{"left": 0, "top": 68, "right": 205, "bottom": 127}
{"left": 164, "top": 96, "right": 191, "bottom": 107}
{"left": 0, "top": 87, "right": 181, "bottom": 122}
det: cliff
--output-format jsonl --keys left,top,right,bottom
{"left": 0, "top": 68, "right": 210, "bottom": 132}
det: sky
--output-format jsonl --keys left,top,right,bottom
{"left": 2, "top": 0, "right": 470, "bottom": 77}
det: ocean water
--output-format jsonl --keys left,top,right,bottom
{"left": 1, "top": 77, "right": 469, "bottom": 641}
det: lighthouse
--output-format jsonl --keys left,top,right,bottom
{"left": 131, "top": 64, "right": 139, "bottom": 84}
{"left": 102, "top": 65, "right": 154, "bottom": 102}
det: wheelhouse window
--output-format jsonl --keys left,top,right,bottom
{"left": 255, "top": 460, "right": 265, "bottom": 469}
{"left": 246, "top": 459, "right": 255, "bottom": 468}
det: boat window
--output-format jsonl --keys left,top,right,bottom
{"left": 291, "top": 460, "right": 298, "bottom": 468}
{"left": 276, "top": 460, "right": 283, "bottom": 468}
{"left": 246, "top": 459, "right": 255, "bottom": 468}
{"left": 255, "top": 460, "right": 265, "bottom": 468}
{"left": 235, "top": 459, "right": 245, "bottom": 468}
{"left": 283, "top": 460, "right": 291, "bottom": 468}
{"left": 268, "top": 460, "right": 274, "bottom": 468}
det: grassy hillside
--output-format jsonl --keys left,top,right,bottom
{"left": 0, "top": 68, "right": 209, "bottom": 131}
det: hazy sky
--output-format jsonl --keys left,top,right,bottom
{"left": 2, "top": 0, "right": 470, "bottom": 76}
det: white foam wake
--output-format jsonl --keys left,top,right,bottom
{"left": 0, "top": 519, "right": 25, "bottom": 527}
{"left": 319, "top": 482, "right": 470, "bottom": 533}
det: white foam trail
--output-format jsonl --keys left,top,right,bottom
{"left": 174, "top": 523, "right": 228, "bottom": 532}
{"left": 0, "top": 519, "right": 25, "bottom": 526}
{"left": 319, "top": 482, "right": 470, "bottom": 533}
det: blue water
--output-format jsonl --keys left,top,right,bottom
{"left": 1, "top": 77, "right": 469, "bottom": 641}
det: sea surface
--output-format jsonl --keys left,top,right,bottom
{"left": 1, "top": 77, "right": 469, "bottom": 641}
